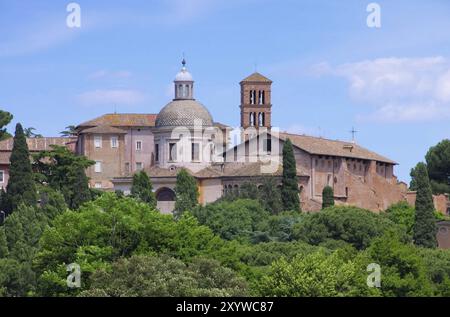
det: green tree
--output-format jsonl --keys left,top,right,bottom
{"left": 385, "top": 201, "right": 415, "bottom": 239}
{"left": 131, "top": 171, "right": 156, "bottom": 208}
{"left": 79, "top": 255, "right": 247, "bottom": 297}
{"left": 0, "top": 259, "right": 35, "bottom": 297}
{"left": 366, "top": 232, "right": 433, "bottom": 296}
{"left": 70, "top": 165, "right": 92, "bottom": 209}
{"left": 412, "top": 162, "right": 437, "bottom": 248}
{"left": 5, "top": 123, "right": 37, "bottom": 213}
{"left": 33, "top": 145, "right": 94, "bottom": 209}
{"left": 258, "top": 249, "right": 372, "bottom": 297}
{"left": 23, "top": 127, "right": 42, "bottom": 138}
{"left": 174, "top": 169, "right": 199, "bottom": 218}
{"left": 59, "top": 125, "right": 78, "bottom": 137}
{"left": 239, "top": 182, "right": 259, "bottom": 200}
{"left": 0, "top": 110, "right": 13, "bottom": 141}
{"left": 425, "top": 139, "right": 450, "bottom": 194}
{"left": 322, "top": 186, "right": 335, "bottom": 209}
{"left": 293, "top": 206, "right": 402, "bottom": 250}
{"left": 259, "top": 177, "right": 283, "bottom": 214}
{"left": 34, "top": 194, "right": 229, "bottom": 296}
{"left": 281, "top": 139, "right": 300, "bottom": 211}
{"left": 192, "top": 199, "right": 269, "bottom": 241}
{"left": 0, "top": 227, "right": 8, "bottom": 258}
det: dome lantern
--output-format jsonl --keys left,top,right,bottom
{"left": 174, "top": 58, "right": 194, "bottom": 100}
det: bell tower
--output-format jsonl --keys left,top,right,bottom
{"left": 240, "top": 72, "right": 272, "bottom": 140}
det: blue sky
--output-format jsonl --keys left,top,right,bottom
{"left": 1, "top": 0, "right": 450, "bottom": 183}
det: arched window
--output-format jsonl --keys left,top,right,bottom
{"left": 249, "top": 112, "right": 254, "bottom": 126}
{"left": 250, "top": 90, "right": 256, "bottom": 104}
{"left": 258, "top": 112, "right": 263, "bottom": 126}
{"left": 156, "top": 188, "right": 176, "bottom": 202}
{"left": 185, "top": 85, "right": 190, "bottom": 97}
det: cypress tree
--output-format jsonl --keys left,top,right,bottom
{"left": 412, "top": 162, "right": 437, "bottom": 248}
{"left": 0, "top": 227, "right": 8, "bottom": 258}
{"left": 69, "top": 165, "right": 92, "bottom": 210}
{"left": 174, "top": 169, "right": 199, "bottom": 218}
{"left": 5, "top": 123, "right": 36, "bottom": 213}
{"left": 281, "top": 139, "right": 300, "bottom": 211}
{"left": 322, "top": 186, "right": 335, "bottom": 209}
{"left": 131, "top": 171, "right": 156, "bottom": 209}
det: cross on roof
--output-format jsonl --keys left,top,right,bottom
{"left": 349, "top": 127, "right": 358, "bottom": 143}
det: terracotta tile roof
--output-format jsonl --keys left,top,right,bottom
{"left": 240, "top": 72, "right": 272, "bottom": 84}
{"left": 78, "top": 113, "right": 157, "bottom": 128}
{"left": 278, "top": 132, "right": 396, "bottom": 164}
{"left": 0, "top": 137, "right": 76, "bottom": 152}
{"left": 80, "top": 126, "right": 127, "bottom": 134}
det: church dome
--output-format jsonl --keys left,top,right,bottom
{"left": 155, "top": 99, "right": 213, "bottom": 128}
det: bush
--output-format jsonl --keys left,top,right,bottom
{"left": 79, "top": 255, "right": 248, "bottom": 297}
{"left": 293, "top": 206, "right": 402, "bottom": 250}
{"left": 192, "top": 199, "right": 269, "bottom": 241}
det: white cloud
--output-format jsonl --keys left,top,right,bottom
{"left": 78, "top": 89, "right": 146, "bottom": 106}
{"left": 314, "top": 57, "right": 450, "bottom": 122}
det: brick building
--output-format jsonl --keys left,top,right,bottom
{"left": 0, "top": 60, "right": 448, "bottom": 217}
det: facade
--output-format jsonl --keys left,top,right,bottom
{"left": 0, "top": 60, "right": 448, "bottom": 217}
{"left": 0, "top": 137, "right": 77, "bottom": 190}
{"left": 72, "top": 60, "right": 449, "bottom": 215}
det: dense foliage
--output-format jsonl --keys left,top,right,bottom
{"left": 0, "top": 123, "right": 448, "bottom": 297}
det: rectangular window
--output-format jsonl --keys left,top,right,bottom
{"left": 136, "top": 162, "right": 143, "bottom": 171}
{"left": 169, "top": 143, "right": 177, "bottom": 161}
{"left": 155, "top": 144, "right": 160, "bottom": 162}
{"left": 95, "top": 161, "right": 102, "bottom": 173}
{"left": 111, "top": 136, "right": 118, "bottom": 148}
{"left": 94, "top": 136, "right": 102, "bottom": 148}
{"left": 125, "top": 162, "right": 130, "bottom": 173}
{"left": 263, "top": 138, "right": 272, "bottom": 153}
{"left": 191, "top": 143, "right": 200, "bottom": 161}
{"left": 0, "top": 170, "right": 4, "bottom": 183}
{"left": 136, "top": 141, "right": 142, "bottom": 151}
{"left": 94, "top": 182, "right": 102, "bottom": 189}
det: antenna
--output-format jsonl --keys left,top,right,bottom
{"left": 349, "top": 127, "right": 358, "bottom": 143}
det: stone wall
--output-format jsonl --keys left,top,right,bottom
{"left": 406, "top": 192, "right": 450, "bottom": 215}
